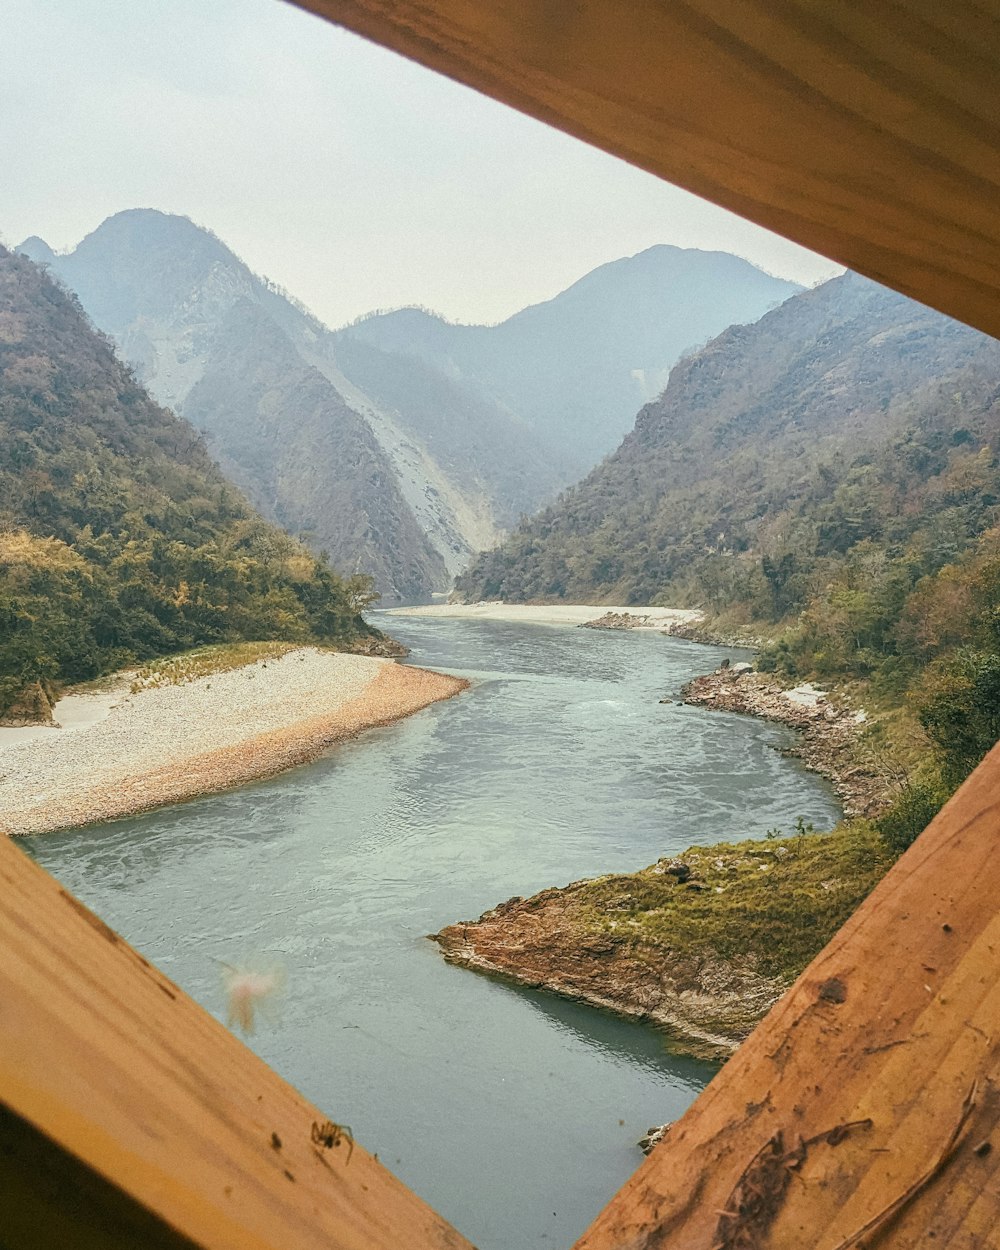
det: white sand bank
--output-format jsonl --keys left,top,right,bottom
{"left": 386, "top": 602, "right": 702, "bottom": 629}
{"left": 1, "top": 649, "right": 466, "bottom": 835}
{"left": 0, "top": 686, "right": 127, "bottom": 748}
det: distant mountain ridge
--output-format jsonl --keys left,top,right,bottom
{"left": 18, "top": 213, "right": 451, "bottom": 599}
{"left": 338, "top": 245, "right": 803, "bottom": 476}
{"left": 20, "top": 212, "right": 801, "bottom": 598}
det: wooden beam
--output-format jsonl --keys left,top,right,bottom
{"left": 290, "top": 0, "right": 1000, "bottom": 341}
{"left": 573, "top": 741, "right": 1000, "bottom": 1248}
{"left": 0, "top": 837, "right": 472, "bottom": 1250}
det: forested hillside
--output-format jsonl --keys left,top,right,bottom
{"left": 0, "top": 246, "right": 380, "bottom": 716}
{"left": 459, "top": 272, "right": 1000, "bottom": 837}
{"left": 460, "top": 273, "right": 998, "bottom": 606}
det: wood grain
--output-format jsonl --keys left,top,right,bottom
{"left": 573, "top": 739, "right": 1000, "bottom": 1248}
{"left": 5, "top": 6, "right": 1000, "bottom": 1245}
{"left": 290, "top": 0, "right": 1000, "bottom": 340}
{"left": 0, "top": 837, "right": 472, "bottom": 1250}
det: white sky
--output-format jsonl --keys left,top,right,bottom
{"left": 1, "top": 0, "right": 843, "bottom": 329}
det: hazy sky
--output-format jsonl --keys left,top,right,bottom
{"left": 2, "top": 0, "right": 843, "bottom": 328}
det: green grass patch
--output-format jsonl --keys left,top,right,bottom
{"left": 130, "top": 641, "right": 312, "bottom": 691}
{"left": 576, "top": 821, "right": 890, "bottom": 982}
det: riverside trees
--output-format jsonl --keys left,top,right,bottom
{"left": 0, "top": 247, "right": 380, "bottom": 718}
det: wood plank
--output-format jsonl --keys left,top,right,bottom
{"left": 572, "top": 740, "right": 1000, "bottom": 1249}
{"left": 5, "top": 9, "right": 1000, "bottom": 1248}
{"left": 291, "top": 0, "right": 1000, "bottom": 340}
{"left": 0, "top": 837, "right": 473, "bottom": 1250}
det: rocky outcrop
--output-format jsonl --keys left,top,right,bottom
{"left": 0, "top": 681, "right": 55, "bottom": 727}
{"left": 580, "top": 611, "right": 656, "bottom": 631}
{"left": 681, "top": 667, "right": 885, "bottom": 818}
{"left": 638, "top": 1124, "right": 671, "bottom": 1155}
{"left": 344, "top": 634, "right": 409, "bottom": 658}
{"left": 581, "top": 611, "right": 649, "bottom": 630}
{"left": 431, "top": 883, "right": 785, "bottom": 1058}
{"left": 579, "top": 608, "right": 704, "bottom": 632}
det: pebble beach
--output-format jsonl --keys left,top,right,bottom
{"left": 0, "top": 649, "right": 467, "bottom": 835}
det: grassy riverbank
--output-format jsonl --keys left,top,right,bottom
{"left": 434, "top": 821, "right": 889, "bottom": 1056}
{"left": 579, "top": 822, "right": 889, "bottom": 982}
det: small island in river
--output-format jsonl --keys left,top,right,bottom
{"left": 431, "top": 820, "right": 888, "bottom": 1059}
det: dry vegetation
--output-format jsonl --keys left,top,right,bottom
{"left": 130, "top": 641, "right": 305, "bottom": 690}
{"left": 578, "top": 822, "right": 890, "bottom": 983}
{"left": 0, "top": 246, "right": 382, "bottom": 717}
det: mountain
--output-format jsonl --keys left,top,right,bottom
{"left": 338, "top": 246, "right": 803, "bottom": 476}
{"left": 21, "top": 215, "right": 802, "bottom": 599}
{"left": 17, "top": 214, "right": 443, "bottom": 600}
{"left": 0, "top": 245, "right": 380, "bottom": 716}
{"left": 457, "top": 271, "right": 1000, "bottom": 608}
{"left": 18, "top": 211, "right": 560, "bottom": 600}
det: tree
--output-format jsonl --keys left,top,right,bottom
{"left": 919, "top": 649, "right": 1000, "bottom": 786}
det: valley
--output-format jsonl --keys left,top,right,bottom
{"left": 4, "top": 7, "right": 1000, "bottom": 1250}
{"left": 19, "top": 212, "right": 799, "bottom": 599}
{"left": 5, "top": 192, "right": 1000, "bottom": 1250}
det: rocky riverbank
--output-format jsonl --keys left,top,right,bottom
{"left": 432, "top": 653, "right": 892, "bottom": 1058}
{"left": 431, "top": 821, "right": 887, "bottom": 1058}
{"left": 432, "top": 884, "right": 779, "bottom": 1059}
{"left": 0, "top": 649, "right": 467, "bottom": 835}
{"left": 387, "top": 601, "right": 702, "bottom": 630}
{"left": 581, "top": 609, "right": 885, "bottom": 818}
{"left": 680, "top": 666, "right": 886, "bottom": 818}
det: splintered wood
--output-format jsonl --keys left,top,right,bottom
{"left": 575, "top": 739, "right": 1000, "bottom": 1248}
{"left": 712, "top": 1119, "right": 874, "bottom": 1250}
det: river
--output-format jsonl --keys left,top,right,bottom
{"left": 27, "top": 616, "right": 841, "bottom": 1249}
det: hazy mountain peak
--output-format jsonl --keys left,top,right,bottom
{"left": 50, "top": 209, "right": 253, "bottom": 332}
{"left": 342, "top": 245, "right": 804, "bottom": 473}
{"left": 31, "top": 210, "right": 563, "bottom": 599}
{"left": 15, "top": 235, "right": 56, "bottom": 266}
{"left": 516, "top": 242, "right": 796, "bottom": 310}
{"left": 75, "top": 206, "right": 230, "bottom": 254}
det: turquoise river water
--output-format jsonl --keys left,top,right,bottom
{"left": 28, "top": 615, "right": 841, "bottom": 1249}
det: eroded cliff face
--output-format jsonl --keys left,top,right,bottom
{"left": 431, "top": 881, "right": 786, "bottom": 1058}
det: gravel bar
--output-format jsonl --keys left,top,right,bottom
{"left": 0, "top": 649, "right": 468, "bottom": 835}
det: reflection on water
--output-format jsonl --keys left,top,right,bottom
{"left": 28, "top": 616, "right": 840, "bottom": 1249}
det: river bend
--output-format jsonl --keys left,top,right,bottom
{"left": 29, "top": 616, "right": 841, "bottom": 1249}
